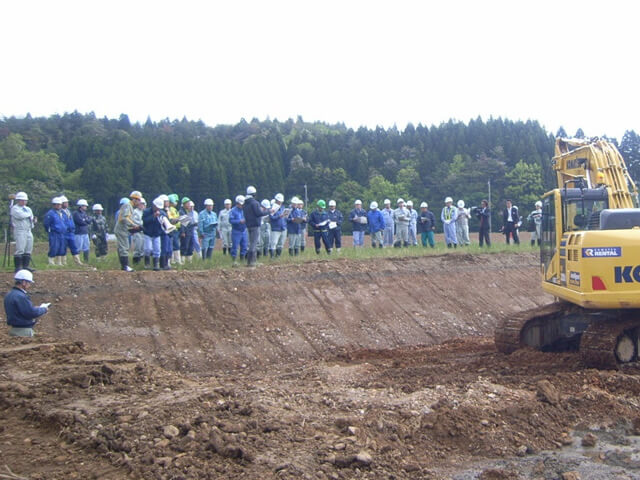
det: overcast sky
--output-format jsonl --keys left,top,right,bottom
{"left": 2, "top": 0, "right": 637, "bottom": 139}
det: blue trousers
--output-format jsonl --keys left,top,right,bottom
{"left": 231, "top": 230, "right": 247, "bottom": 258}
{"left": 327, "top": 228, "right": 342, "bottom": 249}
{"left": 161, "top": 233, "right": 173, "bottom": 256}
{"left": 201, "top": 234, "right": 216, "bottom": 251}
{"left": 353, "top": 230, "right": 364, "bottom": 247}
{"left": 48, "top": 232, "right": 64, "bottom": 257}
{"left": 313, "top": 230, "right": 330, "bottom": 252}
{"left": 144, "top": 235, "right": 161, "bottom": 258}
{"left": 64, "top": 234, "right": 78, "bottom": 255}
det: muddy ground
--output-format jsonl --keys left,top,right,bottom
{"left": 2, "top": 252, "right": 640, "bottom": 479}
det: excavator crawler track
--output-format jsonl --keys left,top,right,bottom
{"left": 580, "top": 315, "right": 640, "bottom": 369}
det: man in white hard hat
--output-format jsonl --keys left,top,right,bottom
{"left": 199, "top": 199, "right": 218, "bottom": 260}
{"left": 367, "top": 201, "right": 385, "bottom": 248}
{"left": 258, "top": 199, "right": 272, "bottom": 258}
{"left": 218, "top": 199, "right": 233, "bottom": 255}
{"left": 59, "top": 195, "right": 83, "bottom": 265}
{"left": 90, "top": 204, "right": 109, "bottom": 259}
{"left": 229, "top": 195, "right": 248, "bottom": 266}
{"left": 527, "top": 200, "right": 543, "bottom": 246}
{"left": 43, "top": 197, "right": 65, "bottom": 266}
{"left": 406, "top": 200, "right": 418, "bottom": 246}
{"left": 73, "top": 199, "right": 92, "bottom": 263}
{"left": 326, "top": 200, "right": 343, "bottom": 253}
{"left": 10, "top": 192, "right": 35, "bottom": 272}
{"left": 131, "top": 197, "right": 146, "bottom": 266}
{"left": 269, "top": 193, "right": 287, "bottom": 258}
{"left": 381, "top": 199, "right": 394, "bottom": 247}
{"left": 244, "top": 186, "right": 269, "bottom": 267}
{"left": 455, "top": 200, "right": 471, "bottom": 246}
{"left": 393, "top": 198, "right": 410, "bottom": 247}
{"left": 142, "top": 197, "right": 165, "bottom": 271}
{"left": 417, "top": 202, "right": 437, "bottom": 248}
{"left": 4, "top": 270, "right": 50, "bottom": 337}
{"left": 286, "top": 197, "right": 304, "bottom": 256}
{"left": 349, "top": 200, "right": 367, "bottom": 248}
{"left": 114, "top": 190, "right": 143, "bottom": 272}
{"left": 441, "top": 197, "right": 458, "bottom": 248}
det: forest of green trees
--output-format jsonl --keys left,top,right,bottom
{"left": 1, "top": 112, "right": 639, "bottom": 235}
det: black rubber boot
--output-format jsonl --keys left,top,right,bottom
{"left": 83, "top": 251, "right": 89, "bottom": 263}
{"left": 294, "top": 248, "right": 299, "bottom": 256}
{"left": 207, "top": 248, "right": 214, "bottom": 259}
{"left": 22, "top": 254, "right": 35, "bottom": 272}
{"left": 403, "top": 241, "right": 409, "bottom": 247}
{"left": 144, "top": 255, "right": 151, "bottom": 268}
{"left": 454, "top": 243, "right": 457, "bottom": 248}
{"left": 132, "top": 256, "right": 141, "bottom": 265}
{"left": 269, "top": 249, "right": 274, "bottom": 258}
{"left": 14, "top": 255, "right": 22, "bottom": 272}
{"left": 222, "top": 247, "right": 227, "bottom": 255}
{"left": 120, "top": 256, "right": 134, "bottom": 272}
{"left": 316, "top": 249, "right": 321, "bottom": 254}
{"left": 378, "top": 244, "right": 383, "bottom": 249}
{"left": 276, "top": 248, "right": 282, "bottom": 257}
{"left": 531, "top": 240, "right": 535, "bottom": 246}
{"left": 161, "top": 255, "right": 171, "bottom": 270}
{"left": 263, "top": 246, "right": 268, "bottom": 257}
{"left": 300, "top": 246, "right": 305, "bottom": 252}
{"left": 256, "top": 250, "right": 261, "bottom": 259}
{"left": 289, "top": 248, "right": 294, "bottom": 256}
{"left": 153, "top": 257, "right": 160, "bottom": 271}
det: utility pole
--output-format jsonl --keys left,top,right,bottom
{"left": 488, "top": 178, "right": 492, "bottom": 232}
{"left": 304, "top": 184, "right": 308, "bottom": 207}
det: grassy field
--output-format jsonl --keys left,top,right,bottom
{"left": 1, "top": 232, "right": 539, "bottom": 273}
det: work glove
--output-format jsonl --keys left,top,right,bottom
{"left": 92, "top": 234, "right": 97, "bottom": 240}
{"left": 39, "top": 302, "right": 51, "bottom": 311}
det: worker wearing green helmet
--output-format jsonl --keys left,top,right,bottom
{"left": 309, "top": 200, "right": 331, "bottom": 255}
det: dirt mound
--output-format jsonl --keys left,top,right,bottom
{"left": 8, "top": 252, "right": 546, "bottom": 373}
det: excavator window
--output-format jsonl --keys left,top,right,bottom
{"left": 561, "top": 188, "right": 608, "bottom": 232}
{"left": 541, "top": 196, "right": 555, "bottom": 271}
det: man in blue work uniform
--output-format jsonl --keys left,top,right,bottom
{"left": 4, "top": 270, "right": 50, "bottom": 337}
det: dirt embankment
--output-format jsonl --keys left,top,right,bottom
{"left": 17, "top": 252, "right": 546, "bottom": 373}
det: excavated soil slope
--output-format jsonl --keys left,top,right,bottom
{"left": 4, "top": 252, "right": 640, "bottom": 479}
{"left": 23, "top": 252, "right": 546, "bottom": 373}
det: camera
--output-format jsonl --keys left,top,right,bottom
{"left": 470, "top": 206, "right": 482, "bottom": 216}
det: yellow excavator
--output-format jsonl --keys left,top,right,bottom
{"left": 495, "top": 137, "right": 640, "bottom": 368}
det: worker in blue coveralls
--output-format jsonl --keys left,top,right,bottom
{"left": 229, "top": 195, "right": 248, "bottom": 267}
{"left": 4, "top": 269, "right": 50, "bottom": 337}
{"left": 309, "top": 200, "right": 331, "bottom": 254}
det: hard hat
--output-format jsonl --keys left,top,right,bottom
{"left": 158, "top": 194, "right": 169, "bottom": 202}
{"left": 153, "top": 197, "right": 164, "bottom": 209}
{"left": 406, "top": 200, "right": 413, "bottom": 207}
{"left": 370, "top": 201, "right": 378, "bottom": 209}
{"left": 188, "top": 201, "right": 195, "bottom": 207}
{"left": 168, "top": 194, "right": 179, "bottom": 204}
{"left": 445, "top": 197, "right": 453, "bottom": 203}
{"left": 224, "top": 198, "right": 232, "bottom": 205}
{"left": 457, "top": 200, "right": 465, "bottom": 208}
{"left": 15, "top": 192, "right": 28, "bottom": 201}
{"left": 397, "top": 198, "right": 405, "bottom": 204}
{"left": 354, "top": 199, "right": 362, "bottom": 205}
{"left": 204, "top": 198, "right": 214, "bottom": 206}
{"left": 92, "top": 203, "right": 103, "bottom": 211}
{"left": 59, "top": 195, "right": 69, "bottom": 203}
{"left": 317, "top": 199, "right": 326, "bottom": 208}
{"left": 275, "top": 193, "right": 284, "bottom": 202}
{"left": 235, "top": 195, "right": 245, "bottom": 205}
{"left": 77, "top": 199, "right": 88, "bottom": 207}
{"left": 52, "top": 197, "right": 61, "bottom": 204}
{"left": 139, "top": 197, "right": 146, "bottom": 205}
{"left": 420, "top": 202, "right": 428, "bottom": 208}
{"left": 261, "top": 199, "right": 271, "bottom": 208}
{"left": 246, "top": 185, "right": 257, "bottom": 195}
{"left": 535, "top": 201, "right": 542, "bottom": 208}
{"left": 14, "top": 269, "right": 34, "bottom": 283}
{"left": 291, "top": 197, "right": 301, "bottom": 204}
{"left": 328, "top": 200, "right": 336, "bottom": 207}
{"left": 119, "top": 197, "right": 130, "bottom": 205}
{"left": 129, "top": 190, "right": 142, "bottom": 200}
{"left": 181, "top": 196, "right": 190, "bottom": 204}
{"left": 384, "top": 199, "right": 391, "bottom": 205}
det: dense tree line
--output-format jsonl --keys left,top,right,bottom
{"left": 1, "top": 112, "right": 638, "bottom": 235}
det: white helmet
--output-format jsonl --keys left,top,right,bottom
{"left": 204, "top": 198, "right": 214, "bottom": 206}
{"left": 420, "top": 202, "right": 428, "bottom": 208}
{"left": 406, "top": 200, "right": 413, "bottom": 207}
{"left": 52, "top": 196, "right": 62, "bottom": 204}
{"left": 370, "top": 201, "right": 378, "bottom": 209}
{"left": 15, "top": 192, "right": 28, "bottom": 201}
{"left": 397, "top": 198, "right": 405, "bottom": 204}
{"left": 457, "top": 200, "right": 465, "bottom": 208}
{"left": 445, "top": 197, "right": 453, "bottom": 204}
{"left": 275, "top": 193, "right": 284, "bottom": 202}
{"left": 224, "top": 198, "right": 232, "bottom": 205}
{"left": 152, "top": 197, "right": 164, "bottom": 209}
{"left": 261, "top": 199, "right": 271, "bottom": 208}
{"left": 92, "top": 203, "right": 103, "bottom": 211}
{"left": 139, "top": 197, "right": 146, "bottom": 205}
{"left": 535, "top": 201, "right": 542, "bottom": 208}
{"left": 328, "top": 200, "right": 336, "bottom": 207}
{"left": 77, "top": 199, "right": 88, "bottom": 207}
{"left": 129, "top": 190, "right": 142, "bottom": 200}
{"left": 14, "top": 269, "right": 34, "bottom": 283}
{"left": 235, "top": 195, "right": 245, "bottom": 205}
{"left": 291, "top": 196, "right": 301, "bottom": 204}
{"left": 384, "top": 199, "right": 391, "bottom": 205}
{"left": 158, "top": 194, "right": 169, "bottom": 202}
{"left": 246, "top": 185, "right": 257, "bottom": 196}
{"left": 59, "top": 195, "right": 69, "bottom": 203}
{"left": 354, "top": 199, "right": 362, "bottom": 205}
